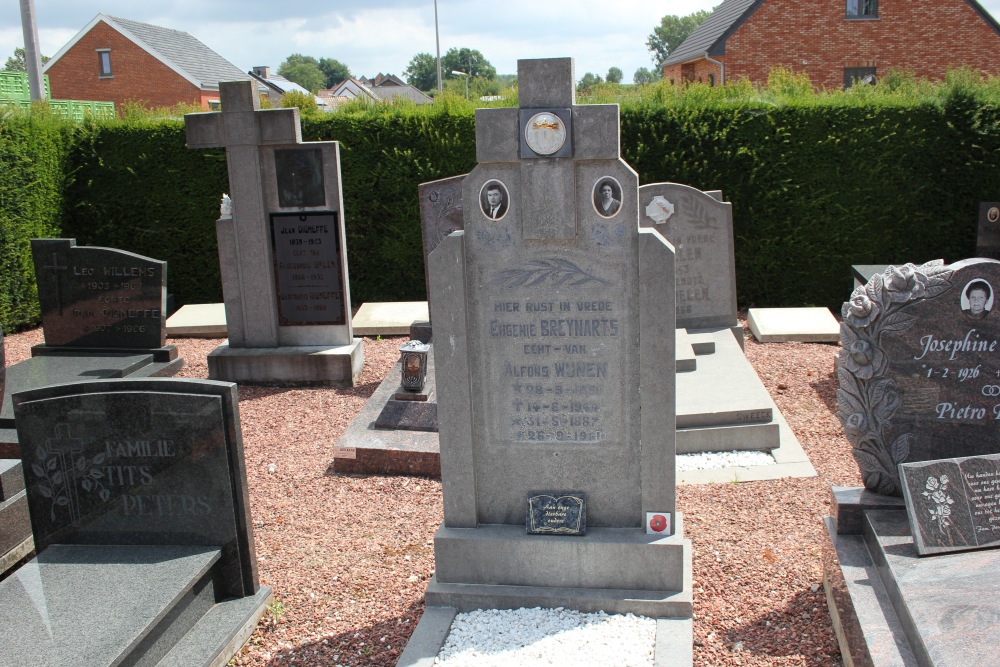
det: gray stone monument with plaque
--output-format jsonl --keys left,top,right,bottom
{"left": 824, "top": 258, "right": 1000, "bottom": 667}
{"left": 402, "top": 58, "right": 692, "bottom": 662}
{"left": 184, "top": 80, "right": 362, "bottom": 385}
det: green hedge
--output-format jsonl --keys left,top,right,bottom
{"left": 0, "top": 110, "right": 71, "bottom": 330}
{"left": 2, "top": 92, "right": 998, "bottom": 332}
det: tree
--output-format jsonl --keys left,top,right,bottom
{"left": 577, "top": 72, "right": 603, "bottom": 93}
{"left": 318, "top": 58, "right": 351, "bottom": 88}
{"left": 606, "top": 67, "right": 623, "bottom": 84}
{"left": 280, "top": 90, "right": 320, "bottom": 118}
{"left": 278, "top": 54, "right": 325, "bottom": 92}
{"left": 633, "top": 67, "right": 657, "bottom": 85}
{"left": 442, "top": 48, "right": 496, "bottom": 80}
{"left": 3, "top": 46, "right": 49, "bottom": 72}
{"left": 404, "top": 52, "right": 438, "bottom": 91}
{"left": 646, "top": 9, "right": 713, "bottom": 68}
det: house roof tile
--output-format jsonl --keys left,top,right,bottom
{"left": 662, "top": 0, "right": 761, "bottom": 67}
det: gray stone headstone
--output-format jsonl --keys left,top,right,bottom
{"left": 421, "top": 59, "right": 689, "bottom": 622}
{"left": 31, "top": 239, "right": 166, "bottom": 349}
{"left": 837, "top": 258, "right": 1000, "bottom": 496}
{"left": 418, "top": 175, "right": 467, "bottom": 304}
{"left": 640, "top": 183, "right": 738, "bottom": 329}
{"left": 977, "top": 202, "right": 1000, "bottom": 260}
{"left": 13, "top": 378, "right": 259, "bottom": 598}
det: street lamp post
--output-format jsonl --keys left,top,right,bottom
{"left": 451, "top": 70, "right": 469, "bottom": 99}
{"left": 19, "top": 0, "right": 46, "bottom": 100}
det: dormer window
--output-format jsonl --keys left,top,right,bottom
{"left": 97, "top": 49, "right": 112, "bottom": 77}
{"left": 846, "top": 0, "right": 878, "bottom": 18}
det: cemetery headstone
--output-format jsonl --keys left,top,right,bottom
{"left": 419, "top": 175, "right": 467, "bottom": 312}
{"left": 837, "top": 258, "right": 1000, "bottom": 496}
{"left": 639, "top": 183, "right": 738, "bottom": 329}
{"left": 423, "top": 58, "right": 690, "bottom": 622}
{"left": 826, "top": 257, "right": 1000, "bottom": 667}
{"left": 0, "top": 324, "right": 33, "bottom": 575}
{"left": 30, "top": 238, "right": 178, "bottom": 364}
{"left": 0, "top": 240, "right": 183, "bottom": 457}
{"left": 0, "top": 378, "right": 271, "bottom": 667}
{"left": 977, "top": 202, "right": 1000, "bottom": 260}
{"left": 185, "top": 80, "right": 362, "bottom": 385}
{"left": 900, "top": 452, "right": 1000, "bottom": 555}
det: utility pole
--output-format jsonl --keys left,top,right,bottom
{"left": 19, "top": 0, "right": 46, "bottom": 100}
{"left": 434, "top": 0, "right": 443, "bottom": 95}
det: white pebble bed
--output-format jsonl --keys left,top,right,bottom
{"left": 676, "top": 449, "right": 775, "bottom": 471}
{"left": 434, "top": 607, "right": 656, "bottom": 667}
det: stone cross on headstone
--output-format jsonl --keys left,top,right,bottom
{"left": 185, "top": 82, "right": 300, "bottom": 347}
{"left": 41, "top": 252, "right": 67, "bottom": 316}
{"left": 185, "top": 81, "right": 361, "bottom": 385}
{"left": 184, "top": 81, "right": 354, "bottom": 351}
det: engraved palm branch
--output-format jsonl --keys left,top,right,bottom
{"left": 492, "top": 259, "right": 611, "bottom": 288}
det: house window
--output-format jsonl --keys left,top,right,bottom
{"left": 97, "top": 49, "right": 112, "bottom": 77}
{"left": 846, "top": 0, "right": 878, "bottom": 18}
{"left": 709, "top": 73, "right": 716, "bottom": 87}
{"left": 844, "top": 67, "right": 877, "bottom": 88}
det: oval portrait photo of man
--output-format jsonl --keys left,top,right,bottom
{"left": 480, "top": 180, "right": 509, "bottom": 221}
{"left": 593, "top": 178, "right": 622, "bottom": 218}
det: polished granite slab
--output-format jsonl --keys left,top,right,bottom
{"left": 0, "top": 544, "right": 219, "bottom": 667}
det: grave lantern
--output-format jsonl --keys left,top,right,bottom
{"left": 398, "top": 340, "right": 430, "bottom": 392}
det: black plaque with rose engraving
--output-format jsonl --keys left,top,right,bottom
{"left": 900, "top": 453, "right": 1000, "bottom": 555}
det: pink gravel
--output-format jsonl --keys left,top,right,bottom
{"left": 4, "top": 320, "right": 858, "bottom": 666}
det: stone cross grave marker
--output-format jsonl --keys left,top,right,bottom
{"left": 424, "top": 58, "right": 689, "bottom": 619}
{"left": 184, "top": 81, "right": 353, "bottom": 349}
{"left": 838, "top": 258, "right": 1000, "bottom": 496}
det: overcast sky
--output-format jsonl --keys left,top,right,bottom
{"left": 3, "top": 1, "right": 1000, "bottom": 84}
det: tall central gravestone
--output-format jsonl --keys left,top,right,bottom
{"left": 184, "top": 81, "right": 362, "bottom": 385}
{"left": 424, "top": 59, "right": 691, "bottom": 622}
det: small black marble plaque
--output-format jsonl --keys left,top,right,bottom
{"left": 13, "top": 378, "right": 259, "bottom": 598}
{"left": 900, "top": 453, "right": 1000, "bottom": 555}
{"left": 526, "top": 491, "right": 586, "bottom": 535}
{"left": 271, "top": 212, "right": 346, "bottom": 326}
{"left": 31, "top": 239, "right": 166, "bottom": 349}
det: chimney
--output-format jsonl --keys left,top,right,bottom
{"left": 252, "top": 66, "right": 270, "bottom": 78}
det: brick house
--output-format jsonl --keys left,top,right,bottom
{"left": 43, "top": 13, "right": 253, "bottom": 110}
{"left": 661, "top": 0, "right": 1000, "bottom": 89}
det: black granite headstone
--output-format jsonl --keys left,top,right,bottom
{"left": 526, "top": 492, "right": 586, "bottom": 535}
{"left": 31, "top": 239, "right": 166, "bottom": 349}
{"left": 837, "top": 259, "right": 1000, "bottom": 496}
{"left": 977, "top": 202, "right": 1000, "bottom": 261}
{"left": 900, "top": 453, "right": 1000, "bottom": 555}
{"left": 13, "top": 378, "right": 259, "bottom": 598}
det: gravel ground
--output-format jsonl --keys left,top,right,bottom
{"left": 3, "top": 318, "right": 858, "bottom": 666}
